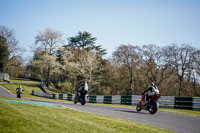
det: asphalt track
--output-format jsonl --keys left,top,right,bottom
{"left": 0, "top": 86, "right": 200, "bottom": 133}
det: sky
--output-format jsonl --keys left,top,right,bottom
{"left": 1, "top": 0, "right": 200, "bottom": 59}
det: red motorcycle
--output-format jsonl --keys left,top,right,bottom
{"left": 136, "top": 93, "right": 160, "bottom": 114}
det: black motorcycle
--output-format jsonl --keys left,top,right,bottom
{"left": 16, "top": 91, "right": 22, "bottom": 98}
{"left": 74, "top": 89, "right": 88, "bottom": 105}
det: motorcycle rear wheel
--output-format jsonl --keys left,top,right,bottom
{"left": 149, "top": 102, "right": 158, "bottom": 114}
{"left": 136, "top": 101, "right": 142, "bottom": 112}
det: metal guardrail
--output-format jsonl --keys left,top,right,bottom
{"left": 30, "top": 90, "right": 200, "bottom": 111}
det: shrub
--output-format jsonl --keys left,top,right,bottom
{"left": 57, "top": 82, "right": 74, "bottom": 93}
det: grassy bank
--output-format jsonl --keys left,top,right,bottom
{"left": 0, "top": 97, "right": 173, "bottom": 133}
{"left": 0, "top": 83, "right": 66, "bottom": 101}
{"left": 0, "top": 83, "right": 41, "bottom": 98}
{"left": 0, "top": 83, "right": 71, "bottom": 102}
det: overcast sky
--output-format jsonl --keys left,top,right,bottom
{"left": 1, "top": 0, "right": 200, "bottom": 58}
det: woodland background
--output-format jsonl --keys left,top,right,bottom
{"left": 1, "top": 26, "right": 200, "bottom": 97}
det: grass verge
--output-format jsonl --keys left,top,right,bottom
{"left": 0, "top": 97, "right": 174, "bottom": 133}
{"left": 0, "top": 83, "right": 57, "bottom": 101}
{"left": 1, "top": 83, "right": 41, "bottom": 98}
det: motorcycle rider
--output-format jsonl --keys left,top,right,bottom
{"left": 16, "top": 85, "right": 23, "bottom": 98}
{"left": 75, "top": 80, "right": 88, "bottom": 97}
{"left": 141, "top": 82, "right": 159, "bottom": 104}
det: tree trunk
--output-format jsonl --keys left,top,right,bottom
{"left": 178, "top": 80, "right": 183, "bottom": 97}
{"left": 128, "top": 69, "right": 134, "bottom": 95}
{"left": 130, "top": 74, "right": 134, "bottom": 94}
{"left": 47, "top": 64, "right": 51, "bottom": 87}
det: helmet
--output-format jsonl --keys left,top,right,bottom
{"left": 150, "top": 82, "right": 155, "bottom": 86}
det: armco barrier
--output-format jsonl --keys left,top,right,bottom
{"left": 121, "top": 95, "right": 132, "bottom": 105}
{"left": 193, "top": 97, "right": 200, "bottom": 111}
{"left": 30, "top": 90, "right": 200, "bottom": 111}
{"left": 131, "top": 95, "right": 141, "bottom": 106}
{"left": 67, "top": 94, "right": 73, "bottom": 101}
{"left": 59, "top": 94, "right": 63, "bottom": 100}
{"left": 112, "top": 95, "right": 121, "bottom": 104}
{"left": 159, "top": 96, "right": 175, "bottom": 109}
{"left": 96, "top": 96, "right": 104, "bottom": 103}
{"left": 103, "top": 96, "right": 112, "bottom": 104}
{"left": 89, "top": 96, "right": 96, "bottom": 103}
{"left": 175, "top": 97, "right": 193, "bottom": 110}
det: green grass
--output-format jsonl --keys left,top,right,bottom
{"left": 0, "top": 83, "right": 58, "bottom": 101}
{"left": 9, "top": 77, "right": 40, "bottom": 84}
{"left": 1, "top": 83, "right": 41, "bottom": 98}
{"left": 0, "top": 97, "right": 174, "bottom": 133}
{"left": 0, "top": 83, "right": 72, "bottom": 102}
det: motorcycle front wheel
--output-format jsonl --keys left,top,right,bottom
{"left": 74, "top": 96, "right": 78, "bottom": 104}
{"left": 17, "top": 93, "right": 21, "bottom": 98}
{"left": 80, "top": 97, "right": 86, "bottom": 105}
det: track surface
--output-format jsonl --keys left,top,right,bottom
{"left": 0, "top": 86, "right": 200, "bottom": 133}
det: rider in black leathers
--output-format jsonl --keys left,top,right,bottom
{"left": 75, "top": 80, "right": 88, "bottom": 96}
{"left": 16, "top": 85, "right": 23, "bottom": 98}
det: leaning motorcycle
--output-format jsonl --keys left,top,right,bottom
{"left": 74, "top": 89, "right": 88, "bottom": 105}
{"left": 136, "top": 93, "right": 160, "bottom": 114}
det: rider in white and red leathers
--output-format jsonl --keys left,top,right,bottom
{"left": 141, "top": 82, "right": 159, "bottom": 104}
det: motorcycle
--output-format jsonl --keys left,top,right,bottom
{"left": 74, "top": 89, "right": 88, "bottom": 105}
{"left": 16, "top": 91, "right": 22, "bottom": 98}
{"left": 136, "top": 93, "right": 160, "bottom": 114}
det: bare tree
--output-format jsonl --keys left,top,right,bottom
{"left": 165, "top": 44, "right": 195, "bottom": 97}
{"left": 193, "top": 50, "right": 200, "bottom": 75}
{"left": 142, "top": 44, "right": 172, "bottom": 86}
{"left": 191, "top": 49, "right": 200, "bottom": 96}
{"left": 35, "top": 28, "right": 63, "bottom": 87}
{"left": 35, "top": 28, "right": 63, "bottom": 54}
{"left": 0, "top": 26, "right": 25, "bottom": 76}
{"left": 113, "top": 44, "right": 140, "bottom": 94}
{"left": 0, "top": 26, "right": 21, "bottom": 59}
